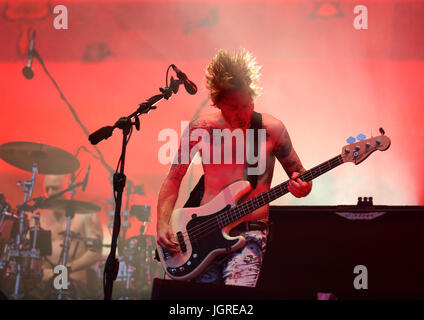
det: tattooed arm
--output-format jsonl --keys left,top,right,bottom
{"left": 156, "top": 118, "right": 207, "bottom": 251}
{"left": 272, "top": 120, "right": 312, "bottom": 198}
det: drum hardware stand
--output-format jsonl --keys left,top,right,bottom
{"left": 121, "top": 184, "right": 132, "bottom": 253}
{"left": 57, "top": 171, "right": 76, "bottom": 300}
{"left": 56, "top": 165, "right": 88, "bottom": 300}
{"left": 139, "top": 227, "right": 153, "bottom": 289}
{"left": 0, "top": 193, "right": 10, "bottom": 232}
{"left": 120, "top": 180, "right": 144, "bottom": 245}
{"left": 0, "top": 206, "right": 9, "bottom": 235}
{"left": 29, "top": 212, "right": 40, "bottom": 271}
{"left": 11, "top": 162, "right": 38, "bottom": 300}
{"left": 16, "top": 162, "right": 37, "bottom": 246}
{"left": 56, "top": 203, "right": 76, "bottom": 300}
{"left": 121, "top": 185, "right": 137, "bottom": 299}
{"left": 89, "top": 70, "right": 186, "bottom": 300}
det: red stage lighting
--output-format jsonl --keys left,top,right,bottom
{"left": 310, "top": 0, "right": 344, "bottom": 19}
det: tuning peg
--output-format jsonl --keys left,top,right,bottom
{"left": 379, "top": 127, "right": 385, "bottom": 135}
{"left": 346, "top": 136, "right": 356, "bottom": 144}
{"left": 356, "top": 133, "right": 366, "bottom": 141}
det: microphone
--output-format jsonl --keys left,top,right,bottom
{"left": 82, "top": 165, "right": 91, "bottom": 192}
{"left": 171, "top": 64, "right": 197, "bottom": 95}
{"left": 89, "top": 126, "right": 114, "bottom": 145}
{"left": 22, "top": 30, "right": 36, "bottom": 80}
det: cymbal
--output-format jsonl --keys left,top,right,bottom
{"left": 0, "top": 141, "right": 79, "bottom": 174}
{"left": 40, "top": 199, "right": 100, "bottom": 214}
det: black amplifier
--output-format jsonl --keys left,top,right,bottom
{"left": 258, "top": 205, "right": 424, "bottom": 299}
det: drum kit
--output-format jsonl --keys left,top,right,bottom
{"left": 0, "top": 141, "right": 162, "bottom": 300}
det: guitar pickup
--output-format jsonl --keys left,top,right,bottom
{"left": 176, "top": 231, "right": 187, "bottom": 253}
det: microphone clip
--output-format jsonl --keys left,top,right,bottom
{"left": 160, "top": 76, "right": 180, "bottom": 100}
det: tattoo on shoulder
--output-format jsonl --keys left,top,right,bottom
{"left": 273, "top": 127, "right": 305, "bottom": 176}
{"left": 274, "top": 130, "right": 292, "bottom": 159}
{"left": 167, "top": 119, "right": 216, "bottom": 181}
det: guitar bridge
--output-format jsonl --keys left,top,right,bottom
{"left": 161, "top": 247, "right": 174, "bottom": 260}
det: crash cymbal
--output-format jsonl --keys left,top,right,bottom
{"left": 40, "top": 199, "right": 100, "bottom": 214}
{"left": 0, "top": 141, "right": 79, "bottom": 174}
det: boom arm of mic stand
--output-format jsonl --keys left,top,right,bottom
{"left": 89, "top": 77, "right": 185, "bottom": 146}
{"left": 89, "top": 92, "right": 169, "bottom": 146}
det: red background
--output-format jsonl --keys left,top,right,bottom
{"left": 1, "top": 0, "right": 423, "bottom": 247}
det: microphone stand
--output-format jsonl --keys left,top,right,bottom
{"left": 25, "top": 43, "right": 194, "bottom": 299}
{"left": 89, "top": 75, "right": 182, "bottom": 301}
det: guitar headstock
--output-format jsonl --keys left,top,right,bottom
{"left": 341, "top": 129, "right": 391, "bottom": 165}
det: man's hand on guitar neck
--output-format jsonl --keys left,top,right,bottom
{"left": 287, "top": 171, "right": 312, "bottom": 198}
{"left": 157, "top": 222, "right": 179, "bottom": 254}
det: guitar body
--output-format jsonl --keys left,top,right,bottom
{"left": 157, "top": 180, "right": 252, "bottom": 280}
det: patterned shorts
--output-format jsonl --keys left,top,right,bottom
{"left": 193, "top": 229, "right": 268, "bottom": 287}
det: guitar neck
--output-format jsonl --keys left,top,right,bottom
{"left": 218, "top": 155, "right": 344, "bottom": 227}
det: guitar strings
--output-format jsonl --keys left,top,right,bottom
{"left": 172, "top": 156, "right": 343, "bottom": 245}
{"left": 175, "top": 156, "right": 342, "bottom": 244}
{"left": 171, "top": 182, "right": 288, "bottom": 251}
{"left": 176, "top": 156, "right": 343, "bottom": 247}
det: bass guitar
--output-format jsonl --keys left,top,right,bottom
{"left": 157, "top": 129, "right": 391, "bottom": 280}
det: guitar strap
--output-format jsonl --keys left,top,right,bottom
{"left": 183, "top": 111, "right": 263, "bottom": 208}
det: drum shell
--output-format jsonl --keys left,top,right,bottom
{"left": 0, "top": 212, "right": 19, "bottom": 241}
{"left": 29, "top": 228, "right": 52, "bottom": 256}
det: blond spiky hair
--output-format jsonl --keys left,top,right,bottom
{"left": 205, "top": 48, "right": 262, "bottom": 106}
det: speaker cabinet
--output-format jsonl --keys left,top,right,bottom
{"left": 257, "top": 205, "right": 424, "bottom": 299}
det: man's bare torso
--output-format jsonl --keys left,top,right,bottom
{"left": 193, "top": 111, "right": 282, "bottom": 223}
